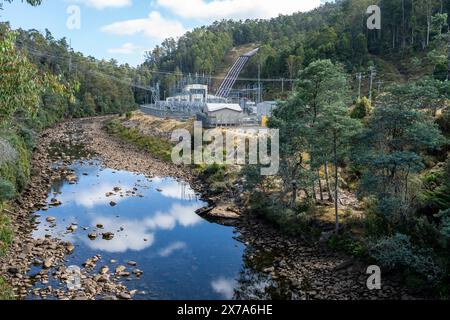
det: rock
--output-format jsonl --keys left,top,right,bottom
{"left": 46, "top": 216, "right": 56, "bottom": 223}
{"left": 334, "top": 259, "right": 354, "bottom": 271}
{"left": 117, "top": 292, "right": 132, "bottom": 300}
{"left": 43, "top": 258, "right": 53, "bottom": 269}
{"left": 88, "top": 233, "right": 97, "bottom": 240}
{"left": 263, "top": 267, "right": 275, "bottom": 273}
{"left": 67, "top": 224, "right": 78, "bottom": 232}
{"left": 208, "top": 204, "right": 240, "bottom": 219}
{"left": 49, "top": 198, "right": 62, "bottom": 207}
{"left": 8, "top": 266, "right": 20, "bottom": 275}
{"left": 115, "top": 265, "right": 126, "bottom": 274}
{"left": 156, "top": 188, "right": 163, "bottom": 192}
{"left": 96, "top": 224, "right": 104, "bottom": 229}
{"left": 113, "top": 187, "right": 121, "bottom": 192}
{"left": 127, "top": 261, "right": 137, "bottom": 266}
{"left": 100, "top": 266, "right": 109, "bottom": 275}
{"left": 109, "top": 201, "right": 117, "bottom": 207}
{"left": 102, "top": 232, "right": 114, "bottom": 240}
{"left": 66, "top": 174, "right": 77, "bottom": 183}
{"left": 132, "top": 269, "right": 143, "bottom": 277}
{"left": 66, "top": 243, "right": 75, "bottom": 254}
{"left": 83, "top": 258, "right": 97, "bottom": 269}
{"left": 94, "top": 274, "right": 109, "bottom": 283}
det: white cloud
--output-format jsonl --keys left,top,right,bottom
{"left": 211, "top": 278, "right": 236, "bottom": 300}
{"left": 158, "top": 241, "right": 187, "bottom": 257}
{"left": 108, "top": 42, "right": 140, "bottom": 54}
{"left": 58, "top": 183, "right": 128, "bottom": 208}
{"left": 156, "top": 0, "right": 321, "bottom": 21}
{"left": 101, "top": 11, "right": 187, "bottom": 40}
{"left": 71, "top": 0, "right": 132, "bottom": 10}
{"left": 158, "top": 182, "right": 197, "bottom": 200}
{"left": 84, "top": 216, "right": 155, "bottom": 253}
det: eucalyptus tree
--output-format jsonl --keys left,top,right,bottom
{"left": 354, "top": 84, "right": 446, "bottom": 225}
{"left": 271, "top": 59, "right": 354, "bottom": 213}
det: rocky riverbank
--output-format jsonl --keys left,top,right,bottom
{"left": 0, "top": 116, "right": 417, "bottom": 300}
{"left": 83, "top": 116, "right": 418, "bottom": 300}
{"left": 0, "top": 118, "right": 137, "bottom": 300}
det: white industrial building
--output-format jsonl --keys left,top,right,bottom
{"left": 166, "top": 84, "right": 226, "bottom": 104}
{"left": 203, "top": 103, "right": 243, "bottom": 127}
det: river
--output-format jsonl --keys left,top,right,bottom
{"left": 27, "top": 159, "right": 280, "bottom": 300}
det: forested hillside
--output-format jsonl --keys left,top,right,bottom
{"left": 0, "top": 21, "right": 154, "bottom": 207}
{"left": 145, "top": 0, "right": 450, "bottom": 96}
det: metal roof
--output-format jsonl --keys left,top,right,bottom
{"left": 205, "top": 103, "right": 243, "bottom": 113}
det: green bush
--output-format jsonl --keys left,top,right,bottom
{"left": 0, "top": 214, "right": 13, "bottom": 256}
{"left": 0, "top": 132, "right": 31, "bottom": 194}
{"left": 350, "top": 97, "right": 373, "bottom": 119}
{"left": 369, "top": 233, "right": 443, "bottom": 284}
{"left": 0, "top": 179, "right": 16, "bottom": 202}
{"left": 328, "top": 234, "right": 367, "bottom": 257}
{"left": 437, "top": 209, "right": 450, "bottom": 243}
{"left": 18, "top": 126, "right": 36, "bottom": 150}
{"left": 0, "top": 276, "right": 13, "bottom": 300}
{"left": 248, "top": 192, "right": 315, "bottom": 235}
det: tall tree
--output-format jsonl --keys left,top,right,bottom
{"left": 354, "top": 84, "right": 445, "bottom": 224}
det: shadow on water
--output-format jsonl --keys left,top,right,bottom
{"left": 27, "top": 157, "right": 293, "bottom": 300}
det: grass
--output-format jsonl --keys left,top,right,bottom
{"left": 0, "top": 276, "right": 13, "bottom": 300}
{"left": 0, "top": 207, "right": 13, "bottom": 256}
{"left": 106, "top": 119, "right": 173, "bottom": 162}
{"left": 0, "top": 203, "right": 14, "bottom": 300}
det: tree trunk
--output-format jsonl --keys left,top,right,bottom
{"left": 291, "top": 181, "right": 297, "bottom": 208}
{"left": 333, "top": 133, "right": 339, "bottom": 234}
{"left": 312, "top": 179, "right": 317, "bottom": 202}
{"left": 447, "top": 34, "right": 450, "bottom": 81}
{"left": 426, "top": 3, "right": 431, "bottom": 47}
{"left": 318, "top": 169, "right": 324, "bottom": 201}
{"left": 324, "top": 161, "right": 334, "bottom": 202}
{"left": 402, "top": 0, "right": 406, "bottom": 48}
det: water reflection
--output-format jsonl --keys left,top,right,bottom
{"left": 159, "top": 242, "right": 187, "bottom": 257}
{"left": 30, "top": 161, "right": 295, "bottom": 300}
{"left": 211, "top": 278, "right": 237, "bottom": 300}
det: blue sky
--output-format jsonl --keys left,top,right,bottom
{"left": 1, "top": 0, "right": 324, "bottom": 66}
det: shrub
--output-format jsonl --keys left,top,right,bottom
{"left": 437, "top": 209, "right": 450, "bottom": 242}
{"left": 369, "top": 233, "right": 443, "bottom": 284}
{"left": 125, "top": 112, "right": 133, "bottom": 119}
{"left": 436, "top": 109, "right": 450, "bottom": 135}
{"left": 0, "top": 276, "right": 13, "bottom": 300}
{"left": 0, "top": 137, "right": 17, "bottom": 165}
{"left": 0, "top": 214, "right": 13, "bottom": 256}
{"left": 350, "top": 97, "right": 373, "bottom": 119}
{"left": 18, "top": 126, "right": 36, "bottom": 150}
{"left": 0, "top": 179, "right": 16, "bottom": 202}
